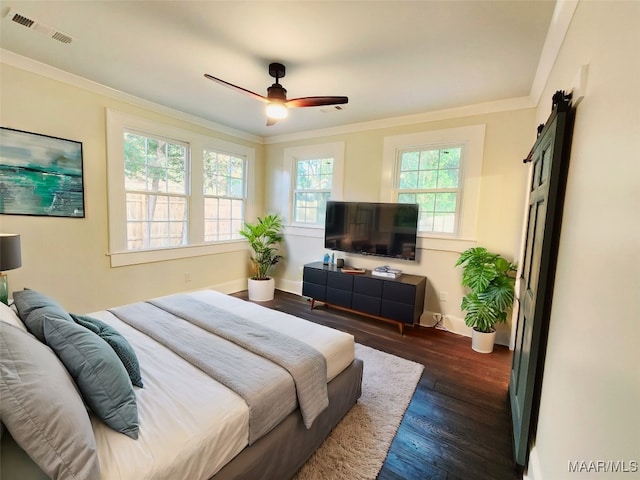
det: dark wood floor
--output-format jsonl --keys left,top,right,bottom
{"left": 233, "top": 290, "right": 520, "bottom": 480}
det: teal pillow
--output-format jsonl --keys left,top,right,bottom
{"left": 43, "top": 316, "right": 139, "bottom": 439}
{"left": 13, "top": 289, "right": 74, "bottom": 342}
{"left": 71, "top": 314, "right": 143, "bottom": 388}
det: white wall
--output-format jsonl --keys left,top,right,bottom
{"left": 526, "top": 2, "right": 640, "bottom": 479}
{"left": 264, "top": 108, "right": 535, "bottom": 345}
{"left": 0, "top": 64, "right": 264, "bottom": 313}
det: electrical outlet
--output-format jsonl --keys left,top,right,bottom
{"left": 439, "top": 291, "right": 448, "bottom": 302}
{"left": 185, "top": 272, "right": 191, "bottom": 282}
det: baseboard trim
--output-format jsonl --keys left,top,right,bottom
{"left": 523, "top": 446, "right": 541, "bottom": 480}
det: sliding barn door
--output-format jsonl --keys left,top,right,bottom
{"left": 510, "top": 91, "right": 575, "bottom": 467}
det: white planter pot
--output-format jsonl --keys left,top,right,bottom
{"left": 471, "top": 328, "right": 497, "bottom": 353}
{"left": 247, "top": 277, "right": 275, "bottom": 302}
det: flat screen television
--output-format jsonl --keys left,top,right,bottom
{"left": 324, "top": 201, "right": 419, "bottom": 261}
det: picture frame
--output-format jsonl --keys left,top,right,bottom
{"left": 0, "top": 127, "right": 85, "bottom": 218}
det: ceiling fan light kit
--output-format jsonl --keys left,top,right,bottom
{"left": 266, "top": 102, "right": 288, "bottom": 120}
{"left": 205, "top": 62, "right": 348, "bottom": 126}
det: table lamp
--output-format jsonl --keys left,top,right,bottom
{"left": 0, "top": 234, "right": 22, "bottom": 305}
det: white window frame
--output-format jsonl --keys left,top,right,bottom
{"left": 396, "top": 144, "right": 464, "bottom": 235}
{"left": 292, "top": 157, "right": 335, "bottom": 225}
{"left": 106, "top": 109, "right": 256, "bottom": 267}
{"left": 202, "top": 148, "right": 247, "bottom": 242}
{"left": 282, "top": 142, "right": 345, "bottom": 237}
{"left": 123, "top": 130, "right": 191, "bottom": 250}
{"left": 381, "top": 125, "right": 485, "bottom": 246}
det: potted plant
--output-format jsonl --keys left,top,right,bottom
{"left": 455, "top": 247, "right": 517, "bottom": 353}
{"left": 239, "top": 213, "right": 284, "bottom": 301}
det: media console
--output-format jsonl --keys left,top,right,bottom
{"left": 302, "top": 261, "right": 427, "bottom": 334}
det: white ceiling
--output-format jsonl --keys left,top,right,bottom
{"left": 0, "top": 1, "right": 556, "bottom": 139}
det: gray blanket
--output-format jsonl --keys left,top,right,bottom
{"left": 109, "top": 294, "right": 328, "bottom": 443}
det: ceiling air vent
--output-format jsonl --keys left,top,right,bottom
{"left": 7, "top": 8, "right": 73, "bottom": 44}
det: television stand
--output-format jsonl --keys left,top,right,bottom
{"left": 302, "top": 262, "right": 426, "bottom": 334}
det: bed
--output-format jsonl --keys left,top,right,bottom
{"left": 0, "top": 289, "right": 363, "bottom": 480}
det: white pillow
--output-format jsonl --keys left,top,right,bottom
{"left": 0, "top": 302, "right": 27, "bottom": 332}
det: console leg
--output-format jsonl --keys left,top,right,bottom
{"left": 310, "top": 299, "right": 315, "bottom": 310}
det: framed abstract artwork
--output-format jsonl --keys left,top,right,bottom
{"left": 0, "top": 127, "right": 85, "bottom": 217}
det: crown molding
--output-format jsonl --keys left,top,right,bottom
{"left": 0, "top": 49, "right": 263, "bottom": 144}
{"left": 263, "top": 96, "right": 535, "bottom": 144}
{"left": 529, "top": 0, "right": 579, "bottom": 106}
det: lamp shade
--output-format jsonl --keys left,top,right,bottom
{"left": 0, "top": 234, "right": 22, "bottom": 271}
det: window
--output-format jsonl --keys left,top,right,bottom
{"left": 293, "top": 158, "right": 334, "bottom": 224}
{"left": 381, "top": 125, "right": 485, "bottom": 242}
{"left": 106, "top": 109, "right": 256, "bottom": 267}
{"left": 282, "top": 142, "right": 345, "bottom": 231}
{"left": 203, "top": 149, "right": 246, "bottom": 242}
{"left": 397, "top": 146, "right": 462, "bottom": 234}
{"left": 124, "top": 132, "right": 189, "bottom": 250}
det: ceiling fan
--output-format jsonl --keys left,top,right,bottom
{"left": 204, "top": 63, "right": 348, "bottom": 126}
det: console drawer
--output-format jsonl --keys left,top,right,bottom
{"left": 302, "top": 282, "right": 326, "bottom": 301}
{"left": 353, "top": 275, "right": 383, "bottom": 297}
{"left": 326, "top": 287, "right": 352, "bottom": 308}
{"left": 382, "top": 281, "right": 415, "bottom": 304}
{"left": 303, "top": 267, "right": 327, "bottom": 286}
{"left": 327, "top": 271, "right": 353, "bottom": 290}
{"left": 381, "top": 299, "right": 415, "bottom": 323}
{"left": 352, "top": 293, "right": 381, "bottom": 316}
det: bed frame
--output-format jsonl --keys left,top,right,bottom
{"left": 214, "top": 357, "right": 363, "bottom": 479}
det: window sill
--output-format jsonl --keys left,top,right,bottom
{"left": 107, "top": 240, "right": 247, "bottom": 267}
{"left": 417, "top": 235, "right": 476, "bottom": 253}
{"left": 284, "top": 224, "right": 324, "bottom": 238}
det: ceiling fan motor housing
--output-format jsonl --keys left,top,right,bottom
{"left": 267, "top": 84, "right": 287, "bottom": 101}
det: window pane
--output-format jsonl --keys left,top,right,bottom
{"left": 434, "top": 213, "right": 455, "bottom": 233}
{"left": 418, "top": 170, "right": 437, "bottom": 189}
{"left": 147, "top": 166, "right": 167, "bottom": 192}
{"left": 439, "top": 148, "right": 461, "bottom": 169}
{"left": 401, "top": 151, "right": 419, "bottom": 171}
{"left": 419, "top": 149, "right": 439, "bottom": 170}
{"left": 437, "top": 168, "right": 459, "bottom": 188}
{"left": 435, "top": 192, "right": 457, "bottom": 212}
{"left": 399, "top": 171, "right": 418, "bottom": 189}
{"left": 416, "top": 193, "right": 436, "bottom": 212}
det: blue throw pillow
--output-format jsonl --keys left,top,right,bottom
{"left": 13, "top": 289, "right": 74, "bottom": 342}
{"left": 71, "top": 314, "right": 143, "bottom": 388}
{"left": 43, "top": 316, "right": 139, "bottom": 439}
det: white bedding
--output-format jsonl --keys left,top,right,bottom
{"left": 88, "top": 290, "right": 355, "bottom": 480}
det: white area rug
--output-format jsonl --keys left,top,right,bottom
{"left": 295, "top": 343, "right": 424, "bottom": 480}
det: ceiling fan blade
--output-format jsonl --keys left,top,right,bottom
{"left": 285, "top": 96, "right": 348, "bottom": 108}
{"left": 266, "top": 117, "right": 278, "bottom": 127}
{"left": 204, "top": 74, "right": 269, "bottom": 103}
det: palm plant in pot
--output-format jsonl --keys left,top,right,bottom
{"left": 239, "top": 213, "right": 284, "bottom": 301}
{"left": 455, "top": 247, "right": 517, "bottom": 353}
